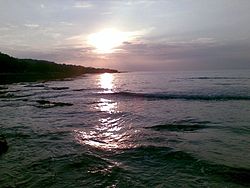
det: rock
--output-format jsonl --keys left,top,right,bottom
{"left": 35, "top": 100, "right": 73, "bottom": 108}
{"left": 24, "top": 84, "right": 45, "bottom": 88}
{"left": 51, "top": 87, "right": 69, "bottom": 90}
{"left": 0, "top": 137, "right": 8, "bottom": 155}
{"left": 0, "top": 86, "right": 8, "bottom": 90}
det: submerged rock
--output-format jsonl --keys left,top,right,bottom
{"left": 0, "top": 137, "right": 8, "bottom": 155}
{"left": 35, "top": 100, "right": 73, "bottom": 108}
{"left": 24, "top": 84, "right": 45, "bottom": 88}
{"left": 0, "top": 87, "right": 9, "bottom": 96}
{"left": 0, "top": 90, "right": 8, "bottom": 95}
{"left": 51, "top": 87, "right": 69, "bottom": 90}
{"left": 0, "top": 86, "right": 8, "bottom": 90}
{"left": 145, "top": 123, "right": 208, "bottom": 132}
{"left": 0, "top": 93, "right": 15, "bottom": 98}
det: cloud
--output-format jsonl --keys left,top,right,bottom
{"left": 107, "top": 39, "right": 250, "bottom": 70}
{"left": 125, "top": 0, "right": 155, "bottom": 6}
{"left": 24, "top": 24, "right": 39, "bottom": 28}
{"left": 73, "top": 1, "right": 92, "bottom": 8}
{"left": 4, "top": 39, "right": 250, "bottom": 71}
{"left": 101, "top": 11, "right": 113, "bottom": 15}
{"left": 190, "top": 37, "right": 216, "bottom": 44}
{"left": 59, "top": 22, "right": 74, "bottom": 26}
{"left": 0, "top": 27, "right": 11, "bottom": 32}
{"left": 33, "top": 33, "right": 250, "bottom": 70}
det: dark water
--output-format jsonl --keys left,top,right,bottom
{"left": 0, "top": 70, "right": 250, "bottom": 187}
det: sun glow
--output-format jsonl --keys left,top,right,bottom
{"left": 87, "top": 28, "right": 132, "bottom": 53}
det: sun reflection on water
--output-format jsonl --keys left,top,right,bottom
{"left": 99, "top": 73, "right": 114, "bottom": 93}
{"left": 97, "top": 98, "right": 118, "bottom": 114}
{"left": 74, "top": 73, "right": 137, "bottom": 150}
{"left": 74, "top": 98, "right": 136, "bottom": 150}
{"left": 74, "top": 116, "right": 132, "bottom": 149}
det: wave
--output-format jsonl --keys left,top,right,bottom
{"left": 185, "top": 76, "right": 250, "bottom": 80}
{"left": 101, "top": 91, "right": 250, "bottom": 101}
{"left": 119, "top": 145, "right": 250, "bottom": 186}
{"left": 145, "top": 118, "right": 214, "bottom": 132}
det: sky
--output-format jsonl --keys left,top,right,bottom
{"left": 0, "top": 0, "right": 250, "bottom": 71}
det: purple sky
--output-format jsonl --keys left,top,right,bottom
{"left": 1, "top": 0, "right": 250, "bottom": 71}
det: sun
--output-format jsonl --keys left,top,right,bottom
{"left": 87, "top": 28, "right": 132, "bottom": 53}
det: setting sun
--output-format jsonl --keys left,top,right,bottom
{"left": 87, "top": 28, "right": 132, "bottom": 53}
{"left": 2, "top": 1, "right": 250, "bottom": 187}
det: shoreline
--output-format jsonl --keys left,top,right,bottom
{"left": 0, "top": 71, "right": 119, "bottom": 85}
{"left": 0, "top": 52, "right": 119, "bottom": 84}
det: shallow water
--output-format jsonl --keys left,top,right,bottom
{"left": 0, "top": 70, "right": 250, "bottom": 187}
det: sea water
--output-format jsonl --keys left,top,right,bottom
{"left": 0, "top": 70, "right": 250, "bottom": 187}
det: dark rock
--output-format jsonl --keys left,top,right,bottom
{"left": 145, "top": 123, "right": 209, "bottom": 132}
{"left": 51, "top": 87, "right": 69, "bottom": 90}
{"left": 0, "top": 137, "right": 8, "bottom": 155}
{"left": 36, "top": 100, "right": 51, "bottom": 105}
{"left": 0, "top": 86, "right": 8, "bottom": 90}
{"left": 24, "top": 84, "right": 45, "bottom": 88}
{"left": 35, "top": 100, "right": 73, "bottom": 108}
{"left": 0, "top": 93, "right": 15, "bottom": 98}
{"left": 0, "top": 90, "right": 8, "bottom": 94}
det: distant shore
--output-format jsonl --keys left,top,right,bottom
{"left": 0, "top": 52, "right": 118, "bottom": 84}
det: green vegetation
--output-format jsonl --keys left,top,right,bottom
{"left": 0, "top": 52, "right": 118, "bottom": 84}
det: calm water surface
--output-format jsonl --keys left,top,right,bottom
{"left": 0, "top": 70, "right": 250, "bottom": 187}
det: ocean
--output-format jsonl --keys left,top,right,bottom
{"left": 0, "top": 70, "right": 250, "bottom": 187}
